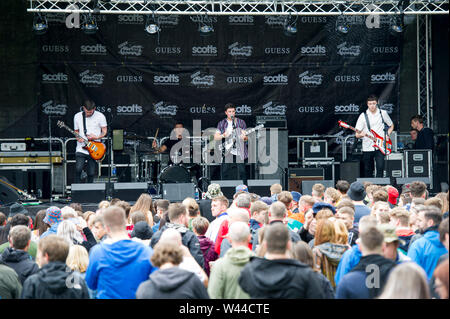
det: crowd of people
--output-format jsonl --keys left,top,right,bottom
{"left": 0, "top": 180, "right": 448, "bottom": 299}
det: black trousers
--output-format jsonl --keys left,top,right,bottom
{"left": 362, "top": 150, "right": 385, "bottom": 178}
{"left": 75, "top": 152, "right": 96, "bottom": 183}
{"left": 222, "top": 155, "right": 248, "bottom": 185}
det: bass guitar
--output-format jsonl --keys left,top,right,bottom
{"left": 57, "top": 120, "right": 106, "bottom": 161}
{"left": 338, "top": 120, "right": 392, "bottom": 155}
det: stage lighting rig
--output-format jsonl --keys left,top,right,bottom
{"left": 32, "top": 12, "right": 48, "bottom": 35}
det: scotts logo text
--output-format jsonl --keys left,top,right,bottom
{"left": 116, "top": 75, "right": 143, "bottom": 83}
{"left": 263, "top": 74, "right": 288, "bottom": 85}
{"left": 153, "top": 74, "right": 180, "bottom": 85}
{"left": 154, "top": 101, "right": 178, "bottom": 116}
{"left": 235, "top": 105, "right": 252, "bottom": 115}
{"left": 379, "top": 103, "right": 395, "bottom": 114}
{"left": 334, "top": 75, "right": 361, "bottom": 82}
{"left": 228, "top": 42, "right": 253, "bottom": 57}
{"left": 80, "top": 44, "right": 107, "bottom": 55}
{"left": 116, "top": 104, "right": 143, "bottom": 115}
{"left": 334, "top": 104, "right": 360, "bottom": 114}
{"left": 154, "top": 47, "right": 181, "bottom": 55}
{"left": 190, "top": 105, "right": 216, "bottom": 114}
{"left": 226, "top": 76, "right": 253, "bottom": 84}
{"left": 265, "top": 47, "right": 291, "bottom": 55}
{"left": 300, "top": 16, "right": 327, "bottom": 24}
{"left": 265, "top": 16, "right": 286, "bottom": 27}
{"left": 373, "top": 46, "right": 399, "bottom": 54}
{"left": 42, "top": 45, "right": 69, "bottom": 53}
{"left": 42, "top": 73, "right": 68, "bottom": 83}
{"left": 298, "top": 71, "right": 323, "bottom": 86}
{"left": 191, "top": 72, "right": 214, "bottom": 87}
{"left": 117, "top": 15, "right": 144, "bottom": 24}
{"left": 300, "top": 45, "right": 326, "bottom": 56}
{"left": 79, "top": 70, "right": 104, "bottom": 86}
{"left": 228, "top": 16, "right": 254, "bottom": 25}
{"left": 263, "top": 101, "right": 287, "bottom": 115}
{"left": 192, "top": 45, "right": 218, "bottom": 56}
{"left": 42, "top": 100, "right": 68, "bottom": 115}
{"left": 298, "top": 106, "right": 324, "bottom": 113}
{"left": 337, "top": 42, "right": 361, "bottom": 57}
{"left": 118, "top": 41, "right": 143, "bottom": 56}
{"left": 370, "top": 72, "right": 396, "bottom": 83}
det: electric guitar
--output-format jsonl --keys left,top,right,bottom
{"left": 57, "top": 120, "right": 106, "bottom": 161}
{"left": 338, "top": 120, "right": 392, "bottom": 155}
{"left": 219, "top": 124, "right": 264, "bottom": 153}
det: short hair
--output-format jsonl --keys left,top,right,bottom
{"left": 66, "top": 245, "right": 89, "bottom": 273}
{"left": 110, "top": 198, "right": 121, "bottom": 206}
{"left": 0, "top": 212, "right": 6, "bottom": 225}
{"left": 410, "top": 181, "right": 427, "bottom": 198}
{"left": 367, "top": 94, "right": 378, "bottom": 102}
{"left": 228, "top": 207, "right": 250, "bottom": 224}
{"left": 422, "top": 206, "right": 443, "bottom": 225}
{"left": 228, "top": 221, "right": 250, "bottom": 244}
{"left": 410, "top": 114, "right": 424, "bottom": 124}
{"left": 336, "top": 180, "right": 350, "bottom": 194}
{"left": 130, "top": 211, "right": 147, "bottom": 225}
{"left": 270, "top": 183, "right": 282, "bottom": 195}
{"left": 155, "top": 199, "right": 170, "bottom": 213}
{"left": 84, "top": 99, "right": 96, "bottom": 110}
{"left": 38, "top": 234, "right": 70, "bottom": 263}
{"left": 150, "top": 242, "right": 183, "bottom": 268}
{"left": 316, "top": 209, "right": 334, "bottom": 220}
{"left": 336, "top": 199, "right": 355, "bottom": 211}
{"left": 412, "top": 198, "right": 426, "bottom": 206}
{"left": 424, "top": 197, "right": 443, "bottom": 211}
{"left": 366, "top": 184, "right": 381, "bottom": 196}
{"left": 249, "top": 193, "right": 260, "bottom": 203}
{"left": 438, "top": 218, "right": 449, "bottom": 244}
{"left": 168, "top": 203, "right": 187, "bottom": 222}
{"left": 312, "top": 184, "right": 325, "bottom": 197}
{"left": 69, "top": 203, "right": 83, "bottom": 214}
{"left": 269, "top": 202, "right": 286, "bottom": 219}
{"left": 103, "top": 206, "right": 127, "bottom": 231}
{"left": 315, "top": 219, "right": 335, "bottom": 246}
{"left": 372, "top": 201, "right": 390, "bottom": 212}
{"left": 212, "top": 195, "right": 229, "bottom": 208}
{"left": 389, "top": 207, "right": 410, "bottom": 227}
{"left": 192, "top": 216, "right": 209, "bottom": 236}
{"left": 277, "top": 191, "right": 293, "bottom": 206}
{"left": 299, "top": 195, "right": 316, "bottom": 207}
{"left": 224, "top": 103, "right": 235, "bottom": 112}
{"left": 325, "top": 187, "right": 341, "bottom": 204}
{"left": 358, "top": 215, "right": 378, "bottom": 233}
{"left": 400, "top": 193, "right": 412, "bottom": 205}
{"left": 378, "top": 211, "right": 391, "bottom": 224}
{"left": 83, "top": 211, "right": 95, "bottom": 223}
{"left": 115, "top": 201, "right": 131, "bottom": 219}
{"left": 292, "top": 241, "right": 314, "bottom": 268}
{"left": 265, "top": 223, "right": 290, "bottom": 254}
{"left": 339, "top": 206, "right": 355, "bottom": 218}
{"left": 360, "top": 227, "right": 384, "bottom": 251}
{"left": 372, "top": 189, "right": 389, "bottom": 203}
{"left": 10, "top": 214, "right": 30, "bottom": 227}
{"left": 9, "top": 225, "right": 31, "bottom": 250}
{"left": 159, "top": 228, "right": 182, "bottom": 245}
{"left": 94, "top": 213, "right": 105, "bottom": 226}
{"left": 363, "top": 181, "right": 374, "bottom": 190}
{"left": 98, "top": 200, "right": 110, "bottom": 209}
{"left": 236, "top": 193, "right": 251, "bottom": 209}
{"left": 250, "top": 201, "right": 268, "bottom": 217}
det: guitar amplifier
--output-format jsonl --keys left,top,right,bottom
{"left": 288, "top": 167, "right": 324, "bottom": 193}
{"left": 384, "top": 153, "right": 404, "bottom": 178}
{"left": 404, "top": 150, "right": 432, "bottom": 178}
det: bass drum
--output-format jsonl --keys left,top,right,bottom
{"left": 158, "top": 165, "right": 191, "bottom": 184}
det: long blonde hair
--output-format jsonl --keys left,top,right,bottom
{"left": 378, "top": 262, "right": 431, "bottom": 299}
{"left": 66, "top": 245, "right": 89, "bottom": 273}
{"left": 332, "top": 219, "right": 349, "bottom": 245}
{"left": 130, "top": 193, "right": 154, "bottom": 226}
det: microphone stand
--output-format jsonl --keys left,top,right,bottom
{"left": 106, "top": 109, "right": 113, "bottom": 200}
{"left": 48, "top": 114, "right": 53, "bottom": 203}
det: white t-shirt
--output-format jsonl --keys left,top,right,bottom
{"left": 355, "top": 109, "right": 393, "bottom": 152}
{"left": 73, "top": 110, "right": 107, "bottom": 155}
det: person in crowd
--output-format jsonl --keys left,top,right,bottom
{"left": 335, "top": 227, "right": 397, "bottom": 299}
{"left": 389, "top": 207, "right": 416, "bottom": 252}
{"left": 409, "top": 181, "right": 428, "bottom": 202}
{"left": 409, "top": 202, "right": 425, "bottom": 232}
{"left": 130, "top": 221, "right": 153, "bottom": 246}
{"left": 408, "top": 206, "right": 447, "bottom": 279}
{"left": 130, "top": 193, "right": 155, "bottom": 227}
{"left": 312, "top": 183, "right": 325, "bottom": 202}
{"left": 433, "top": 259, "right": 449, "bottom": 299}
{"left": 208, "top": 222, "right": 254, "bottom": 299}
{"left": 31, "top": 210, "right": 48, "bottom": 242}
{"left": 411, "top": 114, "right": 434, "bottom": 151}
{"left": 378, "top": 262, "right": 430, "bottom": 299}
{"left": 130, "top": 211, "right": 147, "bottom": 226}
{"left": 239, "top": 223, "right": 324, "bottom": 298}
{"left": 39, "top": 207, "right": 63, "bottom": 240}
{"left": 191, "top": 216, "right": 218, "bottom": 277}
{"left": 57, "top": 219, "right": 97, "bottom": 253}
{"left": 0, "top": 203, "right": 30, "bottom": 245}
{"left": 347, "top": 182, "right": 371, "bottom": 223}
{"left": 434, "top": 192, "right": 449, "bottom": 216}
{"left": 0, "top": 214, "right": 38, "bottom": 259}
{"left": 66, "top": 245, "right": 96, "bottom": 299}
{"left": 85, "top": 206, "right": 157, "bottom": 299}
{"left": 136, "top": 242, "right": 209, "bottom": 299}
{"left": 424, "top": 197, "right": 443, "bottom": 212}
{"left": 298, "top": 209, "right": 316, "bottom": 244}
{"left": 92, "top": 214, "right": 107, "bottom": 242}
{"left": 290, "top": 195, "right": 315, "bottom": 226}
{"left": 0, "top": 212, "right": 6, "bottom": 227}
{"left": 438, "top": 218, "right": 449, "bottom": 260}
{"left": 398, "top": 192, "right": 412, "bottom": 208}
{"left": 205, "top": 196, "right": 229, "bottom": 243}
{"left": 377, "top": 224, "right": 411, "bottom": 263}
{"left": 21, "top": 235, "right": 89, "bottom": 299}
{"left": 278, "top": 191, "right": 302, "bottom": 232}
{"left": 98, "top": 200, "right": 110, "bottom": 210}
{"left": 115, "top": 201, "right": 133, "bottom": 235}
{"left": 290, "top": 191, "right": 302, "bottom": 213}
{"left": 336, "top": 206, "right": 358, "bottom": 246}
{"left": 386, "top": 186, "right": 399, "bottom": 209}
{"left": 152, "top": 199, "right": 170, "bottom": 233}
{"left": 336, "top": 180, "right": 350, "bottom": 196}
{"left": 371, "top": 201, "right": 390, "bottom": 220}
{"left": 182, "top": 197, "right": 200, "bottom": 231}
{"left": 219, "top": 208, "right": 250, "bottom": 257}
{"left": 0, "top": 262, "right": 22, "bottom": 299}
{"left": 83, "top": 211, "right": 96, "bottom": 230}
{"left": 324, "top": 187, "right": 341, "bottom": 207}
{"left": 150, "top": 203, "right": 204, "bottom": 269}
{"left": 269, "top": 183, "right": 282, "bottom": 202}
{"left": 292, "top": 241, "right": 334, "bottom": 299}
{"left": 377, "top": 210, "right": 391, "bottom": 224}
{"left": 0, "top": 225, "right": 39, "bottom": 284}
{"left": 249, "top": 201, "right": 268, "bottom": 231}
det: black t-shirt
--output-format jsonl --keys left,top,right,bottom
{"left": 414, "top": 127, "right": 434, "bottom": 150}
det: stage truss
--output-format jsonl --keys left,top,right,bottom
{"left": 27, "top": 0, "right": 449, "bottom": 16}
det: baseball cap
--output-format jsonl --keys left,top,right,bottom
{"left": 387, "top": 186, "right": 399, "bottom": 205}
{"left": 377, "top": 223, "right": 405, "bottom": 245}
{"left": 235, "top": 184, "right": 249, "bottom": 193}
{"left": 291, "top": 191, "right": 302, "bottom": 203}
{"left": 312, "top": 202, "right": 336, "bottom": 215}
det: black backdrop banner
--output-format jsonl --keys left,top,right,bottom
{"left": 36, "top": 14, "right": 401, "bottom": 156}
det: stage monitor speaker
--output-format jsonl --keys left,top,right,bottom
{"left": 71, "top": 183, "right": 106, "bottom": 203}
{"left": 211, "top": 180, "right": 243, "bottom": 199}
{"left": 339, "top": 161, "right": 360, "bottom": 184}
{"left": 198, "top": 199, "right": 214, "bottom": 222}
{"left": 113, "top": 182, "right": 148, "bottom": 202}
{"left": 0, "top": 178, "right": 20, "bottom": 205}
{"left": 396, "top": 177, "right": 431, "bottom": 186}
{"left": 301, "top": 180, "right": 334, "bottom": 196}
{"left": 248, "top": 179, "right": 280, "bottom": 197}
{"left": 356, "top": 178, "right": 390, "bottom": 185}
{"left": 113, "top": 129, "right": 124, "bottom": 151}
{"left": 288, "top": 167, "right": 324, "bottom": 193}
{"left": 162, "top": 183, "right": 195, "bottom": 202}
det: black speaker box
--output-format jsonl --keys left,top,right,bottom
{"left": 356, "top": 177, "right": 391, "bottom": 185}
{"left": 210, "top": 180, "right": 243, "bottom": 199}
{"left": 339, "top": 161, "right": 360, "bottom": 184}
{"left": 71, "top": 183, "right": 106, "bottom": 203}
{"left": 161, "top": 183, "right": 196, "bottom": 202}
{"left": 113, "top": 183, "right": 148, "bottom": 202}
{"left": 248, "top": 179, "right": 280, "bottom": 197}
{"left": 301, "top": 180, "right": 335, "bottom": 196}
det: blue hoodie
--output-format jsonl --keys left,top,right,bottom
{"left": 334, "top": 245, "right": 362, "bottom": 286}
{"left": 85, "top": 239, "right": 157, "bottom": 299}
{"left": 39, "top": 222, "right": 61, "bottom": 240}
{"left": 407, "top": 230, "right": 448, "bottom": 280}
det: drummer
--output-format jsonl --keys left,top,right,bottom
{"left": 152, "top": 122, "right": 186, "bottom": 165}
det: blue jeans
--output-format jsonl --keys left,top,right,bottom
{"left": 75, "top": 152, "right": 96, "bottom": 183}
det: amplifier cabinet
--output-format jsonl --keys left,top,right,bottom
{"left": 404, "top": 150, "right": 432, "bottom": 178}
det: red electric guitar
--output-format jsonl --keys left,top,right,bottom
{"left": 338, "top": 120, "right": 392, "bottom": 155}
{"left": 57, "top": 120, "right": 106, "bottom": 161}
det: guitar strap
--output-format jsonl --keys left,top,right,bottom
{"left": 82, "top": 111, "right": 88, "bottom": 137}
{"left": 363, "top": 111, "right": 376, "bottom": 151}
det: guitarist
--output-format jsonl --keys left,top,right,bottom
{"left": 214, "top": 103, "right": 248, "bottom": 185}
{"left": 74, "top": 100, "right": 107, "bottom": 183}
{"left": 354, "top": 95, "right": 394, "bottom": 178}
